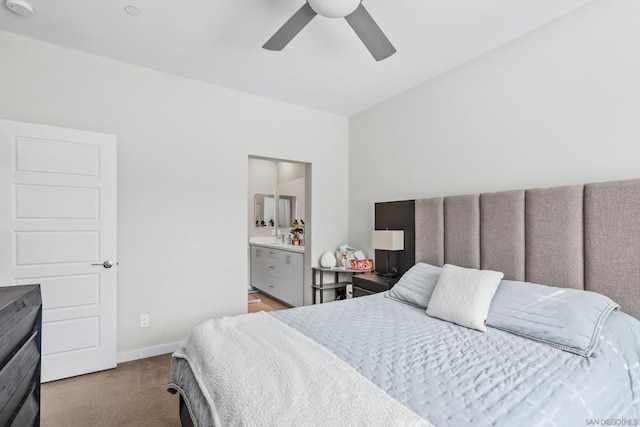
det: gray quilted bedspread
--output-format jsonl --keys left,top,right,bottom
{"left": 272, "top": 293, "right": 640, "bottom": 427}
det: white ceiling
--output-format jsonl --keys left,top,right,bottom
{"left": 0, "top": 0, "right": 592, "bottom": 116}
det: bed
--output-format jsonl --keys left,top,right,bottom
{"left": 168, "top": 178, "right": 640, "bottom": 426}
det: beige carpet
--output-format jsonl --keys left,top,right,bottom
{"left": 41, "top": 354, "right": 180, "bottom": 427}
{"left": 41, "top": 297, "right": 288, "bottom": 426}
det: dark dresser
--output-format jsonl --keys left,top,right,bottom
{"left": 0, "top": 285, "right": 42, "bottom": 427}
{"left": 352, "top": 273, "right": 399, "bottom": 297}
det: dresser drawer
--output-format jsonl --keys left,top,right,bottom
{"left": 263, "top": 273, "right": 286, "bottom": 300}
{"left": 10, "top": 385, "right": 39, "bottom": 427}
{"left": 0, "top": 287, "right": 41, "bottom": 367}
{"left": 262, "top": 252, "right": 287, "bottom": 300}
{"left": 0, "top": 332, "right": 40, "bottom": 426}
{"left": 264, "top": 256, "right": 285, "bottom": 280}
{"left": 263, "top": 248, "right": 285, "bottom": 260}
{"left": 0, "top": 307, "right": 39, "bottom": 369}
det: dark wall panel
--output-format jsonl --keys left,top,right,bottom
{"left": 375, "top": 200, "right": 415, "bottom": 275}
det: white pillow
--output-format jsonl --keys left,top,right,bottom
{"left": 426, "top": 264, "right": 503, "bottom": 332}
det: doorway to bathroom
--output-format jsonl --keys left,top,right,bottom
{"left": 247, "top": 156, "right": 311, "bottom": 308}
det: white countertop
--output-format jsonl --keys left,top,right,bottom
{"left": 249, "top": 237, "right": 305, "bottom": 253}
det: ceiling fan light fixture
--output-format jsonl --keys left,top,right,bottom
{"left": 307, "top": 0, "right": 360, "bottom": 18}
{"left": 263, "top": 0, "right": 395, "bottom": 61}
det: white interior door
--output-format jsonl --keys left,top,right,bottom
{"left": 0, "top": 119, "right": 117, "bottom": 382}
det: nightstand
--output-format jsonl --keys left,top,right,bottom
{"left": 311, "top": 267, "right": 372, "bottom": 304}
{"left": 352, "top": 273, "right": 400, "bottom": 297}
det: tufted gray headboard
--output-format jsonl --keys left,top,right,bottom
{"left": 414, "top": 179, "right": 640, "bottom": 319}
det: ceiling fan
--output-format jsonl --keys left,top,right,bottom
{"left": 263, "top": 0, "right": 396, "bottom": 61}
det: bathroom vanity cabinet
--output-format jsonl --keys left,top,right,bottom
{"left": 250, "top": 244, "right": 304, "bottom": 307}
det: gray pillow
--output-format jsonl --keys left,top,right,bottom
{"left": 385, "top": 263, "right": 442, "bottom": 308}
{"left": 488, "top": 280, "right": 620, "bottom": 357}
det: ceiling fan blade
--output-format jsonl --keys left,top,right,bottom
{"left": 263, "top": 3, "right": 317, "bottom": 51}
{"left": 344, "top": 3, "right": 396, "bottom": 61}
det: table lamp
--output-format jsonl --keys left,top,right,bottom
{"left": 371, "top": 230, "right": 404, "bottom": 278}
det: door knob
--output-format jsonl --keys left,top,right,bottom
{"left": 92, "top": 260, "right": 114, "bottom": 269}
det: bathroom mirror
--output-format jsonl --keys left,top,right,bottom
{"left": 254, "top": 194, "right": 275, "bottom": 228}
{"left": 278, "top": 195, "right": 297, "bottom": 228}
{"left": 254, "top": 194, "right": 297, "bottom": 229}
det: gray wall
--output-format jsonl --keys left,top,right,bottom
{"left": 349, "top": 0, "right": 640, "bottom": 256}
{"left": 0, "top": 31, "right": 349, "bottom": 359}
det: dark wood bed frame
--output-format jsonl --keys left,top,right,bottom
{"left": 179, "top": 395, "right": 194, "bottom": 427}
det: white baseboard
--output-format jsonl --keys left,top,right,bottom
{"left": 117, "top": 341, "right": 182, "bottom": 364}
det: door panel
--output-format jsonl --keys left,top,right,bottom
{"left": 15, "top": 231, "right": 99, "bottom": 265}
{"left": 25, "top": 274, "right": 100, "bottom": 310}
{"left": 15, "top": 137, "right": 100, "bottom": 176}
{"left": 42, "top": 316, "right": 100, "bottom": 355}
{"left": 0, "top": 119, "right": 116, "bottom": 382}
{"left": 16, "top": 184, "right": 99, "bottom": 219}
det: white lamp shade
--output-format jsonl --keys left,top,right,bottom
{"left": 371, "top": 230, "right": 404, "bottom": 251}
